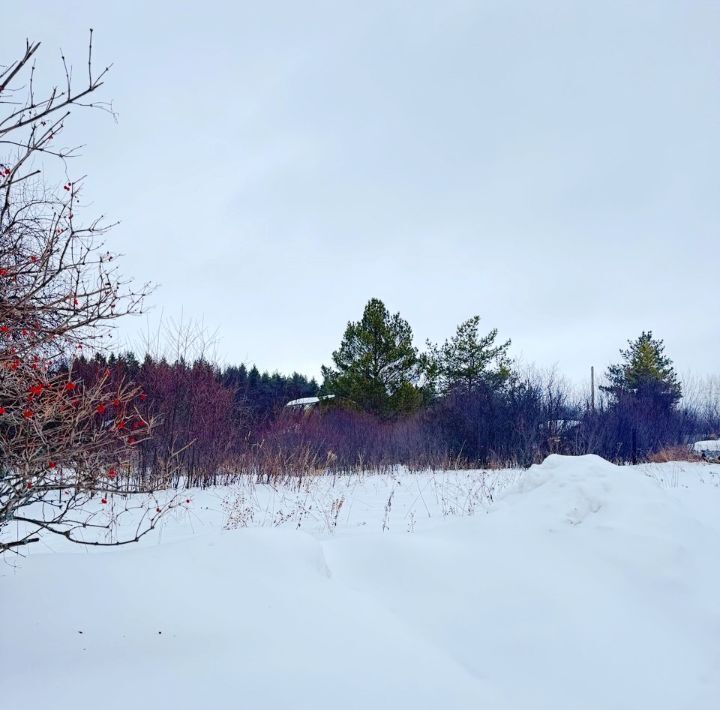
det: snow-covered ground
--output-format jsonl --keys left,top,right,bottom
{"left": 2, "top": 455, "right": 720, "bottom": 710}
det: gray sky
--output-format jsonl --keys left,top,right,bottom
{"left": 6, "top": 1, "right": 719, "bottom": 385}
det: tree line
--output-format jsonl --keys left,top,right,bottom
{"left": 64, "top": 298, "right": 719, "bottom": 485}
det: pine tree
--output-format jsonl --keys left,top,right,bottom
{"left": 601, "top": 331, "right": 682, "bottom": 409}
{"left": 425, "top": 316, "right": 511, "bottom": 396}
{"left": 321, "top": 298, "right": 421, "bottom": 416}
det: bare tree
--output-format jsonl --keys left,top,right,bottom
{"left": 0, "top": 34, "right": 174, "bottom": 554}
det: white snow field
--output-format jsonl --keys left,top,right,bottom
{"left": 2, "top": 455, "right": 720, "bottom": 710}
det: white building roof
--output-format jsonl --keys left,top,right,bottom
{"left": 285, "top": 394, "right": 335, "bottom": 408}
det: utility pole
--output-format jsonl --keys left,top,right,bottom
{"left": 590, "top": 366, "right": 595, "bottom": 412}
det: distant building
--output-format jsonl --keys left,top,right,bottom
{"left": 540, "top": 419, "right": 582, "bottom": 453}
{"left": 285, "top": 394, "right": 335, "bottom": 412}
{"left": 543, "top": 419, "right": 582, "bottom": 434}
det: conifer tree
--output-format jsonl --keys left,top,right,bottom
{"left": 425, "top": 316, "right": 511, "bottom": 396}
{"left": 321, "top": 298, "right": 421, "bottom": 416}
{"left": 601, "top": 331, "right": 682, "bottom": 409}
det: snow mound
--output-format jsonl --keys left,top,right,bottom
{"left": 502, "top": 453, "right": 615, "bottom": 520}
{"left": 499, "top": 453, "right": 681, "bottom": 528}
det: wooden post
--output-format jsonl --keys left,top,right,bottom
{"left": 590, "top": 366, "right": 595, "bottom": 412}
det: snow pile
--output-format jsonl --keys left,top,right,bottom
{"left": 2, "top": 455, "right": 720, "bottom": 710}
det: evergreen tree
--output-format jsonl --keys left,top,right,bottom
{"left": 118, "top": 351, "right": 141, "bottom": 377}
{"left": 425, "top": 316, "right": 512, "bottom": 396}
{"left": 247, "top": 365, "right": 260, "bottom": 393}
{"left": 219, "top": 363, "right": 319, "bottom": 422}
{"left": 321, "top": 298, "right": 421, "bottom": 416}
{"left": 601, "top": 331, "right": 682, "bottom": 409}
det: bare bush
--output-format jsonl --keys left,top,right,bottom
{"left": 0, "top": 36, "right": 168, "bottom": 553}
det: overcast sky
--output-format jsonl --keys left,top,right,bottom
{"left": 5, "top": 1, "right": 719, "bottom": 386}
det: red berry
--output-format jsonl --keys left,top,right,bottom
{"left": 48, "top": 461, "right": 56, "bottom": 469}
{"left": 107, "top": 468, "right": 117, "bottom": 479}
{"left": 100, "top": 498, "right": 107, "bottom": 505}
